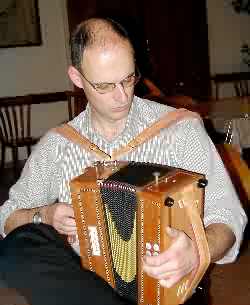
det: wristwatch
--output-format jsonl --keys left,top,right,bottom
{"left": 33, "top": 211, "right": 42, "bottom": 225}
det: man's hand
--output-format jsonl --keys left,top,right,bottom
{"left": 142, "top": 226, "right": 199, "bottom": 288}
{"left": 4, "top": 203, "right": 78, "bottom": 239}
{"left": 47, "top": 203, "right": 77, "bottom": 236}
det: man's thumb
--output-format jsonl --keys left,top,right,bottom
{"left": 165, "top": 226, "right": 179, "bottom": 238}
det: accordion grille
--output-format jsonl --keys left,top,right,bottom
{"left": 100, "top": 184, "right": 137, "bottom": 302}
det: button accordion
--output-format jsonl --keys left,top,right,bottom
{"left": 70, "top": 161, "right": 210, "bottom": 305}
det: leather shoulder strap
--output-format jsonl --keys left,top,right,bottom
{"left": 53, "top": 124, "right": 110, "bottom": 160}
{"left": 53, "top": 108, "right": 201, "bottom": 161}
{"left": 111, "top": 108, "right": 200, "bottom": 160}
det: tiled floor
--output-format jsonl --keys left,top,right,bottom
{"left": 0, "top": 164, "right": 249, "bottom": 305}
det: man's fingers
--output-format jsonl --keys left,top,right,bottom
{"left": 56, "top": 218, "right": 77, "bottom": 235}
{"left": 165, "top": 226, "right": 179, "bottom": 238}
{"left": 143, "top": 266, "right": 178, "bottom": 280}
{"left": 159, "top": 274, "right": 182, "bottom": 288}
{"left": 143, "top": 258, "right": 180, "bottom": 278}
{"left": 67, "top": 235, "right": 77, "bottom": 244}
{"left": 143, "top": 248, "right": 172, "bottom": 266}
{"left": 63, "top": 216, "right": 76, "bottom": 227}
{"left": 61, "top": 204, "right": 75, "bottom": 218}
{"left": 143, "top": 227, "right": 181, "bottom": 267}
{"left": 57, "top": 226, "right": 77, "bottom": 235}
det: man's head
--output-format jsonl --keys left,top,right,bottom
{"left": 68, "top": 18, "right": 139, "bottom": 124}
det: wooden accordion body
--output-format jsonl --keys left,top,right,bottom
{"left": 70, "top": 161, "right": 210, "bottom": 305}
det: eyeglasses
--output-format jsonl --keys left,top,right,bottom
{"left": 78, "top": 68, "right": 141, "bottom": 94}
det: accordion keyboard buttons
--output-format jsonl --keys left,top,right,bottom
{"left": 153, "top": 243, "right": 160, "bottom": 252}
{"left": 145, "top": 242, "right": 160, "bottom": 256}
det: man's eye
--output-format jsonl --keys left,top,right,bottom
{"left": 95, "top": 83, "right": 113, "bottom": 90}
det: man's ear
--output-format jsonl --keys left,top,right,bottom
{"left": 68, "top": 66, "right": 84, "bottom": 89}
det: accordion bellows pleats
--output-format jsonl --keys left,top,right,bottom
{"left": 70, "top": 161, "right": 210, "bottom": 305}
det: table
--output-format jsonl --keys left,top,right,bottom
{"left": 173, "top": 96, "right": 249, "bottom": 148}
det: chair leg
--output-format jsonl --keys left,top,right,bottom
{"left": 12, "top": 147, "right": 19, "bottom": 179}
{"left": 0, "top": 144, "right": 6, "bottom": 172}
{"left": 27, "top": 145, "right": 31, "bottom": 157}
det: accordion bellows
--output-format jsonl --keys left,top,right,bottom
{"left": 70, "top": 161, "right": 210, "bottom": 305}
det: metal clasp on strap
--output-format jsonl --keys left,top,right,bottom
{"left": 89, "top": 143, "right": 99, "bottom": 151}
{"left": 128, "top": 141, "right": 139, "bottom": 149}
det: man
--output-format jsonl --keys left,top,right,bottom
{"left": 0, "top": 17, "right": 247, "bottom": 305}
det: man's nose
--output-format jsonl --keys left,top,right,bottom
{"left": 113, "top": 83, "right": 128, "bottom": 102}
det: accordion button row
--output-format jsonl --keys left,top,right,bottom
{"left": 146, "top": 242, "right": 160, "bottom": 251}
{"left": 145, "top": 242, "right": 160, "bottom": 256}
{"left": 146, "top": 251, "right": 159, "bottom": 256}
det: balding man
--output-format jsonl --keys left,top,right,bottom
{"left": 0, "top": 18, "right": 247, "bottom": 305}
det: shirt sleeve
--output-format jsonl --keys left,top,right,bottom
{"left": 177, "top": 118, "right": 248, "bottom": 264}
{"left": 0, "top": 132, "right": 65, "bottom": 237}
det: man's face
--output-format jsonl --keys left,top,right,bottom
{"left": 79, "top": 41, "right": 135, "bottom": 123}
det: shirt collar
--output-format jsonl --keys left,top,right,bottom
{"left": 84, "top": 96, "right": 137, "bottom": 144}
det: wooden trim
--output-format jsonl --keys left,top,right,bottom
{"left": 0, "top": 92, "right": 68, "bottom": 105}
{"left": 211, "top": 72, "right": 250, "bottom": 83}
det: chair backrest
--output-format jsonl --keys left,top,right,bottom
{"left": 164, "top": 95, "right": 197, "bottom": 107}
{"left": 141, "top": 78, "right": 164, "bottom": 99}
{"left": 139, "top": 78, "right": 198, "bottom": 109}
{"left": 234, "top": 78, "right": 249, "bottom": 97}
{"left": 65, "top": 90, "right": 87, "bottom": 121}
{"left": 212, "top": 72, "right": 250, "bottom": 99}
{"left": 0, "top": 96, "right": 33, "bottom": 144}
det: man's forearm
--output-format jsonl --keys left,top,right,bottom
{"left": 4, "top": 209, "right": 236, "bottom": 262}
{"left": 205, "top": 223, "right": 236, "bottom": 263}
{"left": 4, "top": 205, "right": 52, "bottom": 235}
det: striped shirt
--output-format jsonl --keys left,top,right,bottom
{"left": 0, "top": 96, "right": 247, "bottom": 263}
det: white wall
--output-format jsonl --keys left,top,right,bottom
{"left": 0, "top": 0, "right": 72, "bottom": 162}
{"left": 1, "top": 0, "right": 250, "bottom": 163}
{"left": 206, "top": 0, "right": 250, "bottom": 97}
{"left": 0, "top": 0, "right": 71, "bottom": 96}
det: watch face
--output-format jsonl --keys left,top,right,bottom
{"left": 33, "top": 212, "right": 42, "bottom": 224}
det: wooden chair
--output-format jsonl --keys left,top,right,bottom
{"left": 235, "top": 80, "right": 249, "bottom": 97}
{"left": 141, "top": 78, "right": 164, "bottom": 99}
{"left": 163, "top": 95, "right": 198, "bottom": 108}
{"left": 65, "top": 90, "right": 88, "bottom": 120}
{"left": 217, "top": 144, "right": 250, "bottom": 205}
{"left": 211, "top": 72, "right": 250, "bottom": 150}
{"left": 216, "top": 143, "right": 250, "bottom": 242}
{"left": 140, "top": 78, "right": 198, "bottom": 108}
{"left": 212, "top": 72, "right": 250, "bottom": 99}
{"left": 210, "top": 73, "right": 250, "bottom": 239}
{"left": 0, "top": 96, "right": 39, "bottom": 176}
